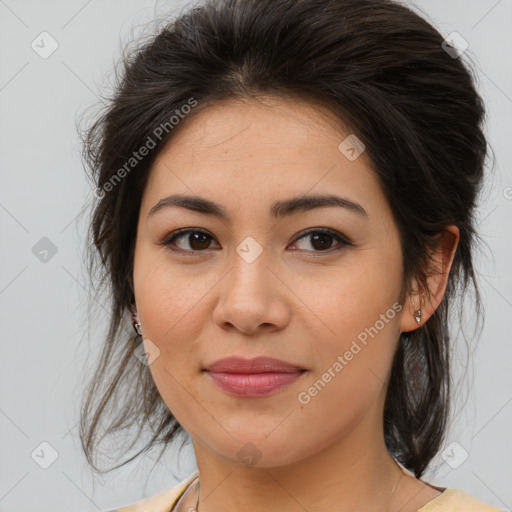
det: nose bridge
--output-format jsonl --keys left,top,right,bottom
{"left": 212, "top": 232, "right": 289, "bottom": 333}
{"left": 228, "top": 234, "right": 271, "bottom": 298}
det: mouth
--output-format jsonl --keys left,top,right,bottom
{"left": 203, "top": 356, "right": 307, "bottom": 398}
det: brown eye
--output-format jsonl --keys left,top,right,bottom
{"left": 289, "top": 228, "right": 353, "bottom": 253}
{"left": 162, "top": 229, "right": 219, "bottom": 253}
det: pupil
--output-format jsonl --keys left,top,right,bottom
{"left": 190, "top": 232, "right": 210, "bottom": 250}
{"left": 311, "top": 233, "right": 332, "bottom": 250}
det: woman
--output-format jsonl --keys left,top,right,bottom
{"left": 79, "top": 0, "right": 502, "bottom": 510}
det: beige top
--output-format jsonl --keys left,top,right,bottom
{"left": 111, "top": 466, "right": 504, "bottom": 512}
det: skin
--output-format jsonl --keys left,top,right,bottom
{"left": 131, "top": 95, "right": 459, "bottom": 512}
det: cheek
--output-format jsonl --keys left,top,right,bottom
{"left": 291, "top": 253, "right": 402, "bottom": 408}
{"left": 133, "top": 254, "right": 231, "bottom": 414}
{"left": 291, "top": 250, "right": 402, "bottom": 344}
{"left": 134, "top": 251, "right": 215, "bottom": 350}
{"left": 293, "top": 305, "right": 401, "bottom": 458}
{"left": 135, "top": 266, "right": 209, "bottom": 424}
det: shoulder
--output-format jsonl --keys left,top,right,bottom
{"left": 418, "top": 488, "right": 504, "bottom": 511}
{"left": 107, "top": 471, "right": 199, "bottom": 512}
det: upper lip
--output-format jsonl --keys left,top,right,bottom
{"left": 204, "top": 356, "right": 305, "bottom": 373}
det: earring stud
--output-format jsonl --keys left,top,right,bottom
{"left": 130, "top": 303, "right": 142, "bottom": 336}
{"left": 414, "top": 309, "right": 422, "bottom": 325}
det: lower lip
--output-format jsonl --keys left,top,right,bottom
{"left": 205, "top": 371, "right": 305, "bottom": 397}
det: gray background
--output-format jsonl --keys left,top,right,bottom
{"left": 0, "top": 0, "right": 511, "bottom": 510}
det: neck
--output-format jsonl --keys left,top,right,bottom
{"left": 189, "top": 412, "right": 406, "bottom": 512}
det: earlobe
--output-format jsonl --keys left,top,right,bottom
{"left": 399, "top": 287, "right": 424, "bottom": 333}
{"left": 129, "top": 302, "right": 142, "bottom": 336}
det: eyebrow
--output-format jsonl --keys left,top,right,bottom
{"left": 147, "top": 193, "right": 368, "bottom": 220}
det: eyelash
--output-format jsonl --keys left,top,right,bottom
{"left": 159, "top": 227, "right": 354, "bottom": 256}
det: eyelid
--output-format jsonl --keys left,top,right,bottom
{"left": 160, "top": 228, "right": 218, "bottom": 254}
{"left": 292, "top": 227, "right": 354, "bottom": 247}
{"left": 160, "top": 227, "right": 354, "bottom": 254}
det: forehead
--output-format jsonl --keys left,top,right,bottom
{"left": 140, "top": 96, "right": 390, "bottom": 223}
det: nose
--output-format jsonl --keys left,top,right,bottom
{"left": 212, "top": 249, "right": 291, "bottom": 335}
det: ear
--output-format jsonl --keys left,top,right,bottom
{"left": 400, "top": 225, "right": 459, "bottom": 333}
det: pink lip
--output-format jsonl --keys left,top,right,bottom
{"left": 204, "top": 356, "right": 304, "bottom": 373}
{"left": 203, "top": 357, "right": 306, "bottom": 398}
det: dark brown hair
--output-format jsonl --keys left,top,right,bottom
{"left": 79, "top": 0, "right": 489, "bottom": 478}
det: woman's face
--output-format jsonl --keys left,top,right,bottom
{"left": 132, "top": 96, "right": 414, "bottom": 467}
